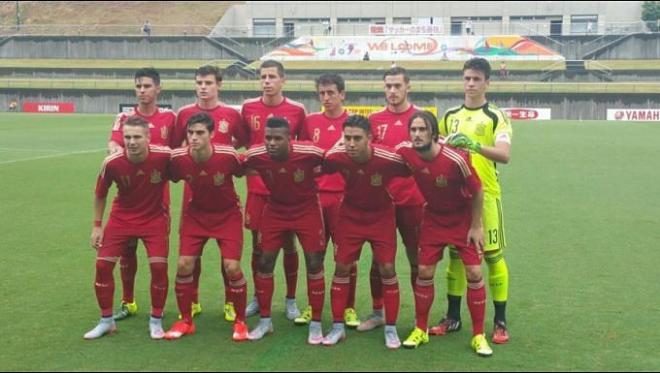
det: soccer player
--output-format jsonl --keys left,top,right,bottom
{"left": 295, "top": 73, "right": 359, "bottom": 328}
{"left": 107, "top": 68, "right": 176, "bottom": 321}
{"left": 164, "top": 112, "right": 248, "bottom": 341}
{"left": 397, "top": 111, "right": 492, "bottom": 356}
{"left": 241, "top": 60, "right": 307, "bottom": 320}
{"left": 172, "top": 65, "right": 249, "bottom": 322}
{"left": 85, "top": 116, "right": 170, "bottom": 340}
{"left": 323, "top": 115, "right": 408, "bottom": 349}
{"left": 360, "top": 67, "right": 425, "bottom": 332}
{"left": 243, "top": 117, "right": 326, "bottom": 344}
{"left": 434, "top": 57, "right": 513, "bottom": 344}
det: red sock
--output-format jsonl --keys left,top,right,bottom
{"left": 192, "top": 257, "right": 202, "bottom": 304}
{"left": 94, "top": 259, "right": 116, "bottom": 318}
{"left": 175, "top": 274, "right": 194, "bottom": 323}
{"left": 119, "top": 241, "right": 137, "bottom": 303}
{"left": 307, "top": 270, "right": 325, "bottom": 321}
{"left": 283, "top": 250, "right": 298, "bottom": 299}
{"left": 410, "top": 267, "right": 419, "bottom": 294}
{"left": 228, "top": 272, "right": 247, "bottom": 322}
{"left": 221, "top": 260, "right": 230, "bottom": 304}
{"left": 369, "top": 263, "right": 383, "bottom": 311}
{"left": 414, "top": 277, "right": 435, "bottom": 331}
{"left": 255, "top": 272, "right": 274, "bottom": 318}
{"left": 347, "top": 265, "right": 357, "bottom": 309}
{"left": 381, "top": 275, "right": 400, "bottom": 325}
{"left": 149, "top": 261, "right": 168, "bottom": 318}
{"left": 331, "top": 275, "right": 350, "bottom": 323}
{"left": 467, "top": 281, "right": 486, "bottom": 335}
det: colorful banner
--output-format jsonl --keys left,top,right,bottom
{"left": 23, "top": 102, "right": 75, "bottom": 113}
{"left": 502, "top": 108, "right": 551, "bottom": 120}
{"left": 607, "top": 109, "right": 660, "bottom": 121}
{"left": 262, "top": 35, "right": 563, "bottom": 61}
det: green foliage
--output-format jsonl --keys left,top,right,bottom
{"left": 642, "top": 1, "right": 660, "bottom": 31}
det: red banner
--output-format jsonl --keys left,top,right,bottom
{"left": 23, "top": 102, "right": 75, "bottom": 113}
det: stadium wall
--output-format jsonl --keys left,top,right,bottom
{"left": 0, "top": 36, "right": 232, "bottom": 60}
{"left": 2, "top": 90, "right": 657, "bottom": 120}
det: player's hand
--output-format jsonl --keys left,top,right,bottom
{"left": 467, "top": 226, "right": 484, "bottom": 257}
{"left": 90, "top": 227, "right": 103, "bottom": 250}
{"left": 447, "top": 133, "right": 481, "bottom": 153}
{"left": 108, "top": 144, "right": 123, "bottom": 155}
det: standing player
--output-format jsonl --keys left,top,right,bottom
{"left": 397, "top": 111, "right": 492, "bottom": 356}
{"left": 173, "top": 65, "right": 248, "bottom": 323}
{"left": 241, "top": 60, "right": 307, "bottom": 320}
{"left": 243, "top": 117, "right": 327, "bottom": 344}
{"left": 360, "top": 67, "right": 425, "bottom": 332}
{"left": 295, "top": 73, "right": 359, "bottom": 328}
{"left": 85, "top": 116, "right": 170, "bottom": 340}
{"left": 434, "top": 57, "right": 513, "bottom": 344}
{"left": 107, "top": 68, "right": 176, "bottom": 321}
{"left": 164, "top": 112, "right": 248, "bottom": 341}
{"left": 323, "top": 115, "right": 408, "bottom": 349}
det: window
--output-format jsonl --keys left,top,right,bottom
{"left": 571, "top": 15, "right": 598, "bottom": 34}
{"left": 253, "top": 18, "right": 276, "bottom": 37}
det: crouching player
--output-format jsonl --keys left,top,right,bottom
{"left": 396, "top": 111, "right": 492, "bottom": 356}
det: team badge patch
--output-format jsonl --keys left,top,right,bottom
{"left": 435, "top": 175, "right": 448, "bottom": 188}
{"left": 218, "top": 119, "right": 229, "bottom": 134}
{"left": 293, "top": 169, "right": 305, "bottom": 183}
{"left": 213, "top": 172, "right": 225, "bottom": 186}
{"left": 370, "top": 173, "right": 383, "bottom": 187}
{"left": 150, "top": 170, "right": 162, "bottom": 184}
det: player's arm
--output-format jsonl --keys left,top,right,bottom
{"left": 91, "top": 196, "right": 107, "bottom": 250}
{"left": 447, "top": 133, "right": 510, "bottom": 164}
{"left": 109, "top": 114, "right": 125, "bottom": 154}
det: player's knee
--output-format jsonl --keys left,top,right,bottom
{"left": 177, "top": 256, "right": 196, "bottom": 275}
{"left": 305, "top": 253, "right": 324, "bottom": 273}
{"left": 418, "top": 265, "right": 435, "bottom": 279}
{"left": 258, "top": 253, "right": 277, "bottom": 274}
{"left": 378, "top": 262, "right": 396, "bottom": 278}
{"left": 334, "top": 262, "right": 351, "bottom": 277}
{"left": 222, "top": 259, "right": 241, "bottom": 277}
{"left": 96, "top": 258, "right": 117, "bottom": 274}
{"left": 465, "top": 265, "right": 483, "bottom": 284}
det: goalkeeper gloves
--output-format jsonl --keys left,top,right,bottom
{"left": 447, "top": 133, "right": 481, "bottom": 153}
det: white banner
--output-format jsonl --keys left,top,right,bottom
{"left": 502, "top": 108, "right": 551, "bottom": 120}
{"left": 369, "top": 24, "right": 444, "bottom": 35}
{"left": 607, "top": 109, "right": 660, "bottom": 121}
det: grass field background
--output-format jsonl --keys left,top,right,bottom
{"left": 0, "top": 113, "right": 659, "bottom": 371}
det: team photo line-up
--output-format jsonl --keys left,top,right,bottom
{"left": 86, "top": 57, "right": 512, "bottom": 357}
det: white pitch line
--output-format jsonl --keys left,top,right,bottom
{"left": 0, "top": 148, "right": 106, "bottom": 165}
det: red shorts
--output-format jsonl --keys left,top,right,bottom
{"left": 334, "top": 204, "right": 397, "bottom": 265}
{"left": 259, "top": 202, "right": 325, "bottom": 253}
{"left": 417, "top": 210, "right": 481, "bottom": 266}
{"left": 319, "top": 191, "right": 342, "bottom": 245}
{"left": 100, "top": 219, "right": 169, "bottom": 259}
{"left": 244, "top": 192, "right": 267, "bottom": 231}
{"left": 179, "top": 208, "right": 243, "bottom": 260}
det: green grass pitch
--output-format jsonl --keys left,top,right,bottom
{"left": 0, "top": 113, "right": 659, "bottom": 371}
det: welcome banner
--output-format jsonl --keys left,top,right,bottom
{"left": 262, "top": 35, "right": 563, "bottom": 61}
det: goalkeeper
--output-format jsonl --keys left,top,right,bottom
{"left": 434, "top": 57, "right": 513, "bottom": 345}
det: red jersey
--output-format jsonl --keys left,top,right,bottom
{"left": 244, "top": 141, "right": 324, "bottom": 216}
{"left": 170, "top": 145, "right": 242, "bottom": 218}
{"left": 324, "top": 144, "right": 409, "bottom": 212}
{"left": 110, "top": 107, "right": 177, "bottom": 148}
{"left": 173, "top": 103, "right": 248, "bottom": 148}
{"left": 301, "top": 110, "right": 348, "bottom": 193}
{"left": 368, "top": 105, "right": 425, "bottom": 206}
{"left": 95, "top": 145, "right": 171, "bottom": 229}
{"left": 241, "top": 97, "right": 307, "bottom": 195}
{"left": 396, "top": 142, "right": 481, "bottom": 218}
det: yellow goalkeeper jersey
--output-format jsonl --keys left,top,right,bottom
{"left": 438, "top": 102, "right": 512, "bottom": 198}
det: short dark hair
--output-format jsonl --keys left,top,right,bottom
{"left": 463, "top": 57, "right": 491, "bottom": 80}
{"left": 315, "top": 73, "right": 345, "bottom": 92}
{"left": 260, "top": 60, "right": 285, "bottom": 78}
{"left": 124, "top": 115, "right": 150, "bottom": 130}
{"left": 186, "top": 112, "right": 214, "bottom": 133}
{"left": 135, "top": 67, "right": 160, "bottom": 86}
{"left": 266, "top": 116, "right": 290, "bottom": 132}
{"left": 409, "top": 111, "right": 439, "bottom": 142}
{"left": 383, "top": 66, "right": 410, "bottom": 83}
{"left": 343, "top": 115, "right": 371, "bottom": 134}
{"left": 195, "top": 65, "right": 223, "bottom": 83}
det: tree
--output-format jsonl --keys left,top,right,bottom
{"left": 642, "top": 1, "right": 660, "bottom": 32}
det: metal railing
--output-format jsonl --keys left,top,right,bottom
{"left": 1, "top": 78, "right": 658, "bottom": 94}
